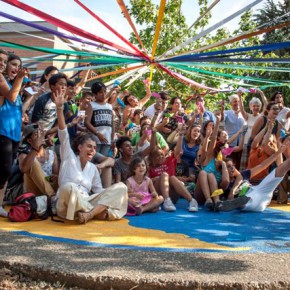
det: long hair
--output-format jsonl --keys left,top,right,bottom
{"left": 127, "top": 156, "right": 148, "bottom": 179}
{"left": 39, "top": 66, "right": 58, "bottom": 85}
{"left": 148, "top": 146, "right": 163, "bottom": 167}
{"left": 185, "top": 124, "right": 201, "bottom": 145}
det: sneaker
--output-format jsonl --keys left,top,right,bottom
{"left": 188, "top": 199, "right": 198, "bottom": 212}
{"left": 163, "top": 198, "right": 176, "bottom": 212}
{"left": 219, "top": 196, "right": 250, "bottom": 212}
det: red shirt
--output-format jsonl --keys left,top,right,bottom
{"left": 148, "top": 154, "right": 177, "bottom": 178}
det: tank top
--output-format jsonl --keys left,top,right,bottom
{"left": 0, "top": 81, "right": 22, "bottom": 141}
{"left": 127, "top": 176, "right": 150, "bottom": 193}
{"left": 90, "top": 102, "right": 113, "bottom": 144}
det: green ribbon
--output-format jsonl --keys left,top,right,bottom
{"left": 167, "top": 63, "right": 287, "bottom": 85}
{"left": 166, "top": 61, "right": 290, "bottom": 73}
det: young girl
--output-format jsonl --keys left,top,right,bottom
{"left": 126, "top": 156, "right": 164, "bottom": 216}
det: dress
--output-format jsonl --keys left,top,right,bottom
{"left": 127, "top": 176, "right": 152, "bottom": 205}
{"left": 56, "top": 128, "right": 128, "bottom": 220}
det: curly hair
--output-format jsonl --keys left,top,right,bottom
{"left": 71, "top": 132, "right": 96, "bottom": 154}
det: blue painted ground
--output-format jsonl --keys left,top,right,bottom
{"left": 127, "top": 199, "right": 290, "bottom": 253}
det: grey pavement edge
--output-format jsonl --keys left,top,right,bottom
{"left": 1, "top": 231, "right": 290, "bottom": 290}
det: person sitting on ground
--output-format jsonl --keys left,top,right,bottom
{"left": 148, "top": 124, "right": 199, "bottom": 212}
{"left": 18, "top": 124, "right": 58, "bottom": 196}
{"left": 54, "top": 87, "right": 128, "bottom": 224}
{"left": 181, "top": 124, "right": 201, "bottom": 176}
{"left": 126, "top": 156, "right": 164, "bottom": 216}
{"left": 113, "top": 131, "right": 156, "bottom": 183}
{"left": 219, "top": 135, "right": 290, "bottom": 212}
{"left": 247, "top": 120, "right": 279, "bottom": 184}
{"left": 194, "top": 113, "right": 229, "bottom": 211}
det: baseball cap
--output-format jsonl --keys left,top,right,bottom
{"left": 23, "top": 124, "right": 38, "bottom": 140}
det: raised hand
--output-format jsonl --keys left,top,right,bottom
{"left": 54, "top": 89, "right": 66, "bottom": 108}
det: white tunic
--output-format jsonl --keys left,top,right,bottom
{"left": 57, "top": 128, "right": 103, "bottom": 198}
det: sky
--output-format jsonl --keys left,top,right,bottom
{"left": 0, "top": 0, "right": 283, "bottom": 54}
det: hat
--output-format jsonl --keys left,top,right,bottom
{"left": 23, "top": 124, "right": 38, "bottom": 140}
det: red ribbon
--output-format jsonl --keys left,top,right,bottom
{"left": 157, "top": 63, "right": 219, "bottom": 92}
{"left": 74, "top": 0, "right": 149, "bottom": 60}
{"left": 1, "top": 0, "right": 141, "bottom": 57}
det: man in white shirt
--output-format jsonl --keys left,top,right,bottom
{"left": 144, "top": 92, "right": 169, "bottom": 124}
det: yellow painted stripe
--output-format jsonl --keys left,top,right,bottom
{"left": 0, "top": 218, "right": 249, "bottom": 251}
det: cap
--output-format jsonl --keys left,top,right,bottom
{"left": 23, "top": 124, "right": 38, "bottom": 140}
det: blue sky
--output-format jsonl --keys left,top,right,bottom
{"left": 0, "top": 0, "right": 282, "bottom": 53}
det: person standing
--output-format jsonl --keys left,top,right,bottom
{"left": 0, "top": 52, "right": 25, "bottom": 217}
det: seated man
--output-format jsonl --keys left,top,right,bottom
{"left": 220, "top": 134, "right": 290, "bottom": 212}
{"left": 18, "top": 124, "right": 58, "bottom": 197}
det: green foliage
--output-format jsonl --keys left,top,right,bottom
{"left": 98, "top": 1, "right": 289, "bottom": 105}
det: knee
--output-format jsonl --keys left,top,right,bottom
{"left": 169, "top": 175, "right": 177, "bottom": 182}
{"left": 58, "top": 183, "right": 75, "bottom": 195}
{"left": 207, "top": 173, "right": 216, "bottom": 181}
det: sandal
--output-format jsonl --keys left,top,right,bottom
{"left": 78, "top": 211, "right": 94, "bottom": 224}
{"left": 204, "top": 199, "right": 214, "bottom": 211}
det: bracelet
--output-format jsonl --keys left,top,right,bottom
{"left": 57, "top": 106, "right": 64, "bottom": 110}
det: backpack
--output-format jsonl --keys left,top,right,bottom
{"left": 8, "top": 193, "right": 49, "bottom": 222}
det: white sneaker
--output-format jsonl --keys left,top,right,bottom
{"left": 163, "top": 198, "right": 176, "bottom": 212}
{"left": 188, "top": 199, "right": 198, "bottom": 212}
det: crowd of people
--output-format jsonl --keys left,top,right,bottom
{"left": 0, "top": 49, "right": 289, "bottom": 224}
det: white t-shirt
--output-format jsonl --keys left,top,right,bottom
{"left": 144, "top": 103, "right": 163, "bottom": 124}
{"left": 244, "top": 113, "right": 260, "bottom": 144}
{"left": 90, "top": 102, "right": 113, "bottom": 144}
{"left": 277, "top": 107, "right": 290, "bottom": 132}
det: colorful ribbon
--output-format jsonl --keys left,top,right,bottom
{"left": 151, "top": 0, "right": 166, "bottom": 58}
{"left": 157, "top": 63, "right": 219, "bottom": 91}
{"left": 116, "top": 0, "right": 147, "bottom": 53}
{"left": 74, "top": 0, "right": 149, "bottom": 60}
{"left": 159, "top": 0, "right": 263, "bottom": 59}
{"left": 165, "top": 42, "right": 290, "bottom": 62}
{"left": 1, "top": 0, "right": 141, "bottom": 57}
{"left": 86, "top": 64, "right": 146, "bottom": 82}
{"left": 172, "top": 21, "right": 290, "bottom": 57}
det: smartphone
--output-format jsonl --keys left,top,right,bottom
{"left": 24, "top": 87, "right": 38, "bottom": 96}
{"left": 78, "top": 110, "right": 86, "bottom": 118}
{"left": 250, "top": 88, "right": 256, "bottom": 94}
{"left": 145, "top": 129, "right": 152, "bottom": 136}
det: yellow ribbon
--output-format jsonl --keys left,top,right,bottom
{"left": 151, "top": 0, "right": 166, "bottom": 58}
{"left": 87, "top": 64, "right": 146, "bottom": 82}
{"left": 211, "top": 189, "right": 224, "bottom": 197}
